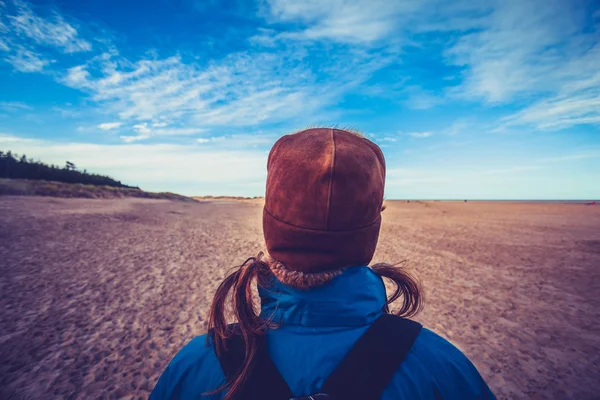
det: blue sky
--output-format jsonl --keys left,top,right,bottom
{"left": 0, "top": 0, "right": 599, "bottom": 199}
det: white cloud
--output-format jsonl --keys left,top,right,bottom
{"left": 0, "top": 133, "right": 36, "bottom": 143}
{"left": 0, "top": 1, "right": 404, "bottom": 133}
{"left": 445, "top": 0, "right": 596, "bottom": 103}
{"left": 262, "top": 0, "right": 599, "bottom": 133}
{"left": 2, "top": 0, "right": 597, "bottom": 141}
{"left": 60, "top": 54, "right": 314, "bottom": 125}
{"left": 264, "top": 0, "right": 418, "bottom": 43}
{"left": 120, "top": 135, "right": 149, "bottom": 143}
{"left": 248, "top": 28, "right": 280, "bottom": 47}
{"left": 8, "top": 0, "right": 91, "bottom": 53}
{"left": 98, "top": 122, "right": 122, "bottom": 130}
{"left": 57, "top": 43, "right": 384, "bottom": 129}
{"left": 133, "top": 122, "right": 151, "bottom": 134}
{"left": 196, "top": 134, "right": 276, "bottom": 147}
{"left": 499, "top": 44, "right": 600, "bottom": 130}
{"left": 538, "top": 150, "right": 600, "bottom": 163}
{"left": 61, "top": 65, "right": 90, "bottom": 86}
{"left": 504, "top": 93, "right": 600, "bottom": 130}
{"left": 402, "top": 86, "right": 442, "bottom": 110}
{"left": 441, "top": 119, "right": 469, "bottom": 136}
{"left": 0, "top": 101, "right": 32, "bottom": 111}
{"left": 51, "top": 106, "right": 80, "bottom": 118}
{"left": 481, "top": 166, "right": 542, "bottom": 175}
{"left": 430, "top": 1, "right": 600, "bottom": 132}
{"left": 1, "top": 134, "right": 268, "bottom": 195}
{"left": 5, "top": 47, "right": 50, "bottom": 72}
{"left": 230, "top": 134, "right": 276, "bottom": 147}
{"left": 128, "top": 123, "right": 204, "bottom": 137}
{"left": 407, "top": 131, "right": 432, "bottom": 138}
{"left": 0, "top": 38, "right": 9, "bottom": 52}
{"left": 153, "top": 127, "right": 206, "bottom": 136}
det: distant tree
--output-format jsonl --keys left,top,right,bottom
{"left": 0, "top": 149, "right": 133, "bottom": 188}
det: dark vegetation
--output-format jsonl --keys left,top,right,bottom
{"left": 0, "top": 150, "right": 195, "bottom": 202}
{"left": 0, "top": 150, "right": 134, "bottom": 188}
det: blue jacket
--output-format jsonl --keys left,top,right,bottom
{"left": 151, "top": 266, "right": 495, "bottom": 399}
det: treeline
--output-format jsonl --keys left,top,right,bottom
{"left": 0, "top": 150, "right": 135, "bottom": 188}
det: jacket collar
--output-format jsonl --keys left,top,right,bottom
{"left": 258, "top": 266, "right": 386, "bottom": 327}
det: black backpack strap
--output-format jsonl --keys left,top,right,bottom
{"left": 211, "top": 326, "right": 294, "bottom": 400}
{"left": 321, "top": 313, "right": 423, "bottom": 400}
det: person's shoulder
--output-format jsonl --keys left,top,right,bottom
{"left": 405, "top": 327, "right": 496, "bottom": 399}
{"left": 169, "top": 334, "right": 217, "bottom": 369}
{"left": 412, "top": 327, "right": 475, "bottom": 368}
{"left": 150, "top": 334, "right": 225, "bottom": 400}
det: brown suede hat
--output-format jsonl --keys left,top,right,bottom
{"left": 263, "top": 128, "right": 386, "bottom": 273}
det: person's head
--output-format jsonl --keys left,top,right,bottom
{"left": 207, "top": 128, "right": 422, "bottom": 399}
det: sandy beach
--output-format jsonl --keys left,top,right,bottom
{"left": 0, "top": 196, "right": 599, "bottom": 399}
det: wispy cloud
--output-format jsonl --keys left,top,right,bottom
{"left": 51, "top": 106, "right": 80, "bottom": 118}
{"left": 443, "top": 0, "right": 600, "bottom": 132}
{"left": 56, "top": 35, "right": 395, "bottom": 132}
{"left": 264, "top": 0, "right": 418, "bottom": 43}
{"left": 98, "top": 122, "right": 122, "bottom": 130}
{"left": 133, "top": 123, "right": 151, "bottom": 134}
{"left": 59, "top": 53, "right": 331, "bottom": 128}
{"left": 196, "top": 134, "right": 275, "bottom": 147}
{"left": 441, "top": 119, "right": 470, "bottom": 136}
{"left": 445, "top": 1, "right": 579, "bottom": 102}
{"left": 0, "top": 101, "right": 32, "bottom": 111}
{"left": 500, "top": 44, "right": 600, "bottom": 130}
{"left": 1, "top": 0, "right": 92, "bottom": 73}
{"left": 0, "top": 38, "right": 9, "bottom": 52}
{"left": 481, "top": 165, "right": 541, "bottom": 175}
{"left": 1, "top": 0, "right": 597, "bottom": 138}
{"left": 197, "top": 137, "right": 225, "bottom": 144}
{"left": 401, "top": 86, "right": 443, "bottom": 110}
{"left": 5, "top": 47, "right": 50, "bottom": 72}
{"left": 131, "top": 123, "right": 205, "bottom": 137}
{"left": 538, "top": 150, "right": 600, "bottom": 163}
{"left": 119, "top": 135, "right": 148, "bottom": 143}
{"left": 407, "top": 131, "right": 433, "bottom": 138}
{"left": 0, "top": 133, "right": 36, "bottom": 143}
{"left": 7, "top": 0, "right": 91, "bottom": 53}
{"left": 155, "top": 127, "right": 206, "bottom": 136}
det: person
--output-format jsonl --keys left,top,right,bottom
{"left": 150, "top": 128, "right": 496, "bottom": 400}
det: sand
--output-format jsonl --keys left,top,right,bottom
{"left": 0, "top": 196, "right": 599, "bottom": 399}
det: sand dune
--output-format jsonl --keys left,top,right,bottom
{"left": 0, "top": 197, "right": 599, "bottom": 399}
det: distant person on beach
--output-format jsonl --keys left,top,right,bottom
{"left": 150, "top": 128, "right": 495, "bottom": 400}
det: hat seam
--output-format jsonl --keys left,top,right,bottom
{"left": 264, "top": 206, "right": 381, "bottom": 233}
{"left": 325, "top": 128, "right": 336, "bottom": 230}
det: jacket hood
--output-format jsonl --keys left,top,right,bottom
{"left": 258, "top": 266, "right": 387, "bottom": 327}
